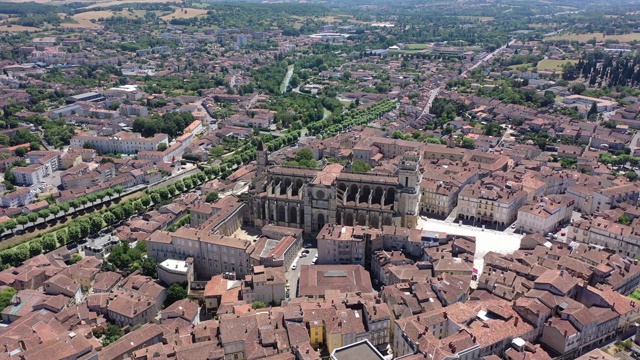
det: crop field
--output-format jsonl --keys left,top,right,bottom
{"left": 537, "top": 59, "right": 578, "bottom": 71}
{"left": 160, "top": 8, "right": 208, "bottom": 20}
{"left": 545, "top": 32, "right": 640, "bottom": 42}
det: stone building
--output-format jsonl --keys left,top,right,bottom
{"left": 248, "top": 144, "right": 423, "bottom": 234}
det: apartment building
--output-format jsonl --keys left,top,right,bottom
{"left": 147, "top": 228, "right": 252, "bottom": 280}
{"left": 11, "top": 164, "right": 46, "bottom": 186}
{"left": 458, "top": 175, "right": 529, "bottom": 227}
{"left": 1, "top": 187, "right": 35, "bottom": 207}
{"left": 242, "top": 265, "right": 286, "bottom": 305}
{"left": 569, "top": 217, "right": 640, "bottom": 258}
{"left": 517, "top": 196, "right": 575, "bottom": 235}
{"left": 107, "top": 290, "right": 158, "bottom": 327}
{"left": 316, "top": 224, "right": 381, "bottom": 266}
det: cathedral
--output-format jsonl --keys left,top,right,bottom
{"left": 247, "top": 142, "right": 422, "bottom": 235}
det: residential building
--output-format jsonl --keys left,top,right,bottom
{"left": 458, "top": 174, "right": 529, "bottom": 227}
{"left": 242, "top": 265, "right": 286, "bottom": 305}
{"left": 147, "top": 228, "right": 252, "bottom": 280}
{"left": 517, "top": 196, "right": 575, "bottom": 235}
{"left": 298, "top": 265, "right": 374, "bottom": 299}
{"left": 316, "top": 224, "right": 380, "bottom": 266}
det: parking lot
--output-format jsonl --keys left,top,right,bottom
{"left": 286, "top": 246, "right": 317, "bottom": 300}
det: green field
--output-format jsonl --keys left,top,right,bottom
{"left": 537, "top": 59, "right": 578, "bottom": 71}
{"left": 405, "top": 43, "right": 430, "bottom": 50}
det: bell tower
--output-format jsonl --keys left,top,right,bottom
{"left": 257, "top": 141, "right": 268, "bottom": 175}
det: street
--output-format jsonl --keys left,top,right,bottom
{"left": 286, "top": 247, "right": 317, "bottom": 300}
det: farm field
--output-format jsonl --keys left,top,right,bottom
{"left": 160, "top": 8, "right": 208, "bottom": 20}
{"left": 537, "top": 59, "right": 578, "bottom": 71}
{"left": 545, "top": 32, "right": 640, "bottom": 42}
{"left": 0, "top": 24, "right": 41, "bottom": 31}
{"left": 457, "top": 16, "right": 494, "bottom": 22}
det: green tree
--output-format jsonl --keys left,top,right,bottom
{"left": 157, "top": 143, "right": 168, "bottom": 151}
{"left": 29, "top": 239, "right": 43, "bottom": 257}
{"left": 175, "top": 181, "right": 185, "bottom": 193}
{"left": 158, "top": 188, "right": 170, "bottom": 200}
{"left": 461, "top": 137, "right": 476, "bottom": 149}
{"left": 140, "top": 195, "right": 151, "bottom": 208}
{"left": 4, "top": 220, "right": 16, "bottom": 234}
{"left": 112, "top": 205, "right": 126, "bottom": 221}
{"left": 625, "top": 171, "right": 638, "bottom": 182}
{"left": 141, "top": 257, "right": 157, "bottom": 278}
{"left": 41, "top": 234, "right": 58, "bottom": 252}
{"left": 103, "top": 211, "right": 116, "bottom": 226}
{"left": 37, "top": 209, "right": 50, "bottom": 220}
{"left": 150, "top": 192, "right": 161, "bottom": 204}
{"left": 205, "top": 191, "right": 219, "bottom": 203}
{"left": 483, "top": 122, "right": 502, "bottom": 137}
{"left": 14, "top": 147, "right": 27, "bottom": 157}
{"left": 89, "top": 215, "right": 103, "bottom": 234}
{"left": 102, "top": 324, "right": 124, "bottom": 346}
{"left": 569, "top": 82, "right": 586, "bottom": 94}
{"left": 16, "top": 216, "right": 28, "bottom": 226}
{"left": 67, "top": 225, "right": 81, "bottom": 243}
{"left": 252, "top": 301, "right": 266, "bottom": 309}
{"left": 165, "top": 282, "right": 188, "bottom": 307}
{"left": 26, "top": 212, "right": 38, "bottom": 223}
{"left": 48, "top": 205, "right": 60, "bottom": 216}
{"left": 114, "top": 186, "right": 124, "bottom": 196}
{"left": 351, "top": 160, "right": 372, "bottom": 173}
{"left": 619, "top": 214, "right": 632, "bottom": 226}
{"left": 70, "top": 253, "right": 82, "bottom": 264}
{"left": 133, "top": 200, "right": 144, "bottom": 213}
{"left": 0, "top": 287, "right": 17, "bottom": 311}
{"left": 295, "top": 148, "right": 314, "bottom": 162}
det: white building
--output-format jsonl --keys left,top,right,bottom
{"left": 70, "top": 131, "right": 168, "bottom": 155}
{"left": 516, "top": 196, "right": 575, "bottom": 235}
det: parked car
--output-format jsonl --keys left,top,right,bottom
{"left": 304, "top": 243, "right": 312, "bottom": 248}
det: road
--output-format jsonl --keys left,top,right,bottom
{"left": 463, "top": 38, "right": 516, "bottom": 76}
{"left": 1, "top": 184, "right": 148, "bottom": 238}
{"left": 148, "top": 165, "right": 199, "bottom": 190}
{"left": 286, "top": 247, "right": 317, "bottom": 300}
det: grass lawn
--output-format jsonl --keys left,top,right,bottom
{"left": 405, "top": 44, "right": 430, "bottom": 50}
{"left": 537, "top": 59, "right": 578, "bottom": 71}
{"left": 508, "top": 63, "right": 534, "bottom": 70}
{"left": 629, "top": 288, "right": 640, "bottom": 301}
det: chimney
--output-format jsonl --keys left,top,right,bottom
{"left": 415, "top": 342, "right": 421, "bottom": 354}
{"left": 444, "top": 312, "right": 447, "bottom": 319}
{"left": 514, "top": 317, "right": 519, "bottom": 327}
{"left": 564, "top": 330, "right": 568, "bottom": 338}
{"left": 472, "top": 336, "right": 476, "bottom": 343}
